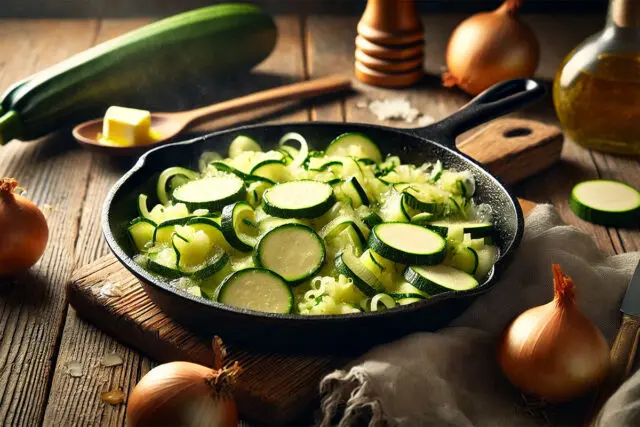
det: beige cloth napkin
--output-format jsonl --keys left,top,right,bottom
{"left": 319, "top": 205, "right": 640, "bottom": 427}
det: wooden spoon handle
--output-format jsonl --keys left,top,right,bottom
{"left": 183, "top": 75, "right": 351, "bottom": 128}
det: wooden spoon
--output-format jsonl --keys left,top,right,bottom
{"left": 72, "top": 75, "right": 351, "bottom": 156}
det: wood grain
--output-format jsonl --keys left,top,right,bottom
{"left": 39, "top": 15, "right": 314, "bottom": 427}
{"left": 0, "top": 20, "right": 100, "bottom": 426}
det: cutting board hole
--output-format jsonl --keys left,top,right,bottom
{"left": 503, "top": 127, "right": 533, "bottom": 138}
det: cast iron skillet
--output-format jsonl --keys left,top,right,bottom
{"left": 103, "top": 79, "right": 545, "bottom": 353}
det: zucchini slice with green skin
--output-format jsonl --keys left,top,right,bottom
{"left": 404, "top": 264, "right": 479, "bottom": 295}
{"left": 172, "top": 175, "right": 245, "bottom": 211}
{"left": 263, "top": 180, "right": 335, "bottom": 219}
{"left": 426, "top": 221, "right": 493, "bottom": 238}
{"left": 254, "top": 223, "right": 325, "bottom": 284}
{"left": 147, "top": 248, "right": 181, "bottom": 279}
{"left": 319, "top": 217, "right": 366, "bottom": 246}
{"left": 221, "top": 202, "right": 259, "bottom": 251}
{"left": 171, "top": 227, "right": 217, "bottom": 271}
{"left": 279, "top": 132, "right": 309, "bottom": 169}
{"left": 359, "top": 210, "right": 383, "bottom": 228}
{"left": 326, "top": 133, "right": 383, "bottom": 163}
{"left": 186, "top": 216, "right": 233, "bottom": 253}
{"left": 246, "top": 180, "right": 274, "bottom": 207}
{"left": 446, "top": 246, "right": 479, "bottom": 275}
{"left": 474, "top": 245, "right": 499, "bottom": 280}
{"left": 369, "top": 223, "right": 446, "bottom": 265}
{"left": 182, "top": 251, "right": 230, "bottom": 280}
{"left": 216, "top": 268, "right": 293, "bottom": 314}
{"left": 341, "top": 177, "right": 369, "bottom": 208}
{"left": 410, "top": 212, "right": 435, "bottom": 225}
{"left": 389, "top": 292, "right": 427, "bottom": 301}
{"left": 250, "top": 160, "right": 289, "bottom": 183}
{"left": 156, "top": 167, "right": 199, "bottom": 205}
{"left": 152, "top": 217, "right": 191, "bottom": 244}
{"left": 569, "top": 180, "right": 640, "bottom": 226}
{"left": 229, "top": 135, "right": 261, "bottom": 158}
{"left": 128, "top": 218, "right": 156, "bottom": 251}
{"left": 207, "top": 161, "right": 250, "bottom": 180}
{"left": 335, "top": 249, "right": 385, "bottom": 297}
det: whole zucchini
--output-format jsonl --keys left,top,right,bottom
{"left": 0, "top": 3, "right": 277, "bottom": 144}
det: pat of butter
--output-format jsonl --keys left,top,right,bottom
{"left": 100, "top": 106, "right": 158, "bottom": 146}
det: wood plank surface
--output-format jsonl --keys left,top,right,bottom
{"left": 39, "top": 15, "right": 312, "bottom": 427}
{"left": 0, "top": 20, "right": 100, "bottom": 427}
{"left": 0, "top": 12, "right": 637, "bottom": 427}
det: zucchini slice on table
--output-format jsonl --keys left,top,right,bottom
{"left": 263, "top": 180, "right": 335, "bottom": 219}
{"left": 335, "top": 249, "right": 385, "bottom": 297}
{"left": 404, "top": 264, "right": 479, "bottom": 295}
{"left": 569, "top": 179, "right": 640, "bottom": 226}
{"left": 368, "top": 222, "right": 446, "bottom": 265}
{"left": 221, "top": 201, "right": 259, "bottom": 252}
{"left": 128, "top": 217, "right": 156, "bottom": 251}
{"left": 326, "top": 132, "right": 382, "bottom": 163}
{"left": 255, "top": 223, "right": 325, "bottom": 283}
{"left": 172, "top": 175, "right": 245, "bottom": 211}
{"left": 426, "top": 220, "right": 493, "bottom": 238}
{"left": 216, "top": 268, "right": 293, "bottom": 314}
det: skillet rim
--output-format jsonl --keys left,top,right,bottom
{"left": 102, "top": 121, "right": 524, "bottom": 323}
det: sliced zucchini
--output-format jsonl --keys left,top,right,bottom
{"left": 128, "top": 218, "right": 156, "bottom": 251}
{"left": 341, "top": 177, "right": 369, "bottom": 208}
{"left": 221, "top": 202, "right": 259, "bottom": 252}
{"left": 157, "top": 167, "right": 199, "bottom": 205}
{"left": 379, "top": 191, "right": 410, "bottom": 223}
{"left": 250, "top": 160, "right": 290, "bottom": 183}
{"left": 325, "top": 224, "right": 365, "bottom": 257}
{"left": 182, "top": 251, "right": 230, "bottom": 280}
{"left": 137, "top": 194, "right": 153, "bottom": 220}
{"left": 207, "top": 161, "right": 250, "bottom": 180}
{"left": 279, "top": 132, "right": 309, "bottom": 169}
{"left": 216, "top": 268, "right": 293, "bottom": 314}
{"left": 172, "top": 175, "right": 245, "bottom": 211}
{"left": 475, "top": 245, "right": 499, "bottom": 280}
{"left": 254, "top": 223, "right": 325, "bottom": 284}
{"left": 148, "top": 247, "right": 181, "bottom": 279}
{"left": 359, "top": 209, "right": 383, "bottom": 228}
{"left": 326, "top": 133, "right": 383, "bottom": 163}
{"left": 398, "top": 183, "right": 446, "bottom": 213}
{"left": 410, "top": 212, "right": 435, "bottom": 225}
{"left": 427, "top": 220, "right": 493, "bottom": 238}
{"left": 246, "top": 180, "right": 274, "bottom": 207}
{"left": 319, "top": 217, "right": 366, "bottom": 246}
{"left": 171, "top": 226, "right": 213, "bottom": 269}
{"left": 369, "top": 223, "right": 446, "bottom": 265}
{"left": 430, "top": 160, "right": 443, "bottom": 182}
{"left": 152, "top": 217, "right": 191, "bottom": 244}
{"left": 446, "top": 246, "right": 479, "bottom": 275}
{"left": 229, "top": 135, "right": 261, "bottom": 158}
{"left": 569, "top": 180, "right": 640, "bottom": 226}
{"left": 186, "top": 216, "right": 233, "bottom": 253}
{"left": 389, "top": 292, "right": 427, "bottom": 301}
{"left": 464, "top": 234, "right": 485, "bottom": 251}
{"left": 335, "top": 249, "right": 385, "bottom": 297}
{"left": 404, "top": 264, "right": 479, "bottom": 295}
{"left": 263, "top": 180, "right": 335, "bottom": 219}
{"left": 370, "top": 293, "right": 396, "bottom": 311}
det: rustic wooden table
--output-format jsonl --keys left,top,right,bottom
{"left": 0, "top": 13, "right": 638, "bottom": 426}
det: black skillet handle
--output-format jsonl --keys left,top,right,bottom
{"left": 413, "top": 79, "right": 546, "bottom": 148}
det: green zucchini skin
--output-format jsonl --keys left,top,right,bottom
{"left": 0, "top": 4, "right": 277, "bottom": 143}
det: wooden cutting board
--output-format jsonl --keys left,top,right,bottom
{"left": 67, "top": 118, "right": 561, "bottom": 425}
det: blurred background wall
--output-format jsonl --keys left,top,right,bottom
{"left": 1, "top": 0, "right": 607, "bottom": 18}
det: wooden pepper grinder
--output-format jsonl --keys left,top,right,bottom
{"left": 355, "top": 0, "right": 424, "bottom": 87}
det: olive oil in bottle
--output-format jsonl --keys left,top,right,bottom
{"left": 553, "top": 0, "right": 640, "bottom": 155}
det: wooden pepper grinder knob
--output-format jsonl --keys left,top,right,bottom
{"left": 355, "top": 0, "right": 425, "bottom": 88}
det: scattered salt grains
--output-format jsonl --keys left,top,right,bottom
{"left": 368, "top": 98, "right": 421, "bottom": 123}
{"left": 101, "top": 388, "right": 126, "bottom": 405}
{"left": 100, "top": 353, "right": 124, "bottom": 368}
{"left": 100, "top": 281, "right": 124, "bottom": 298}
{"left": 65, "top": 361, "right": 83, "bottom": 378}
{"left": 417, "top": 114, "right": 436, "bottom": 127}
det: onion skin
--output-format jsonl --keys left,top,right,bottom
{"left": 126, "top": 361, "right": 239, "bottom": 427}
{"left": 444, "top": 0, "right": 540, "bottom": 95}
{"left": 498, "top": 265, "right": 610, "bottom": 402}
{"left": 0, "top": 178, "right": 49, "bottom": 276}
